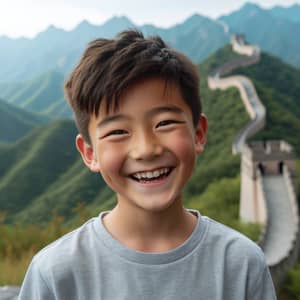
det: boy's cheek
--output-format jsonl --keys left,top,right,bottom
{"left": 166, "top": 132, "right": 197, "bottom": 159}
{"left": 97, "top": 147, "right": 125, "bottom": 175}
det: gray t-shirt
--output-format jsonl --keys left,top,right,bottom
{"left": 19, "top": 210, "right": 277, "bottom": 299}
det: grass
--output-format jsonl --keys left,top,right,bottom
{"left": 0, "top": 213, "right": 72, "bottom": 285}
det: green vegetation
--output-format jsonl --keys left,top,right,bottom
{"left": 183, "top": 45, "right": 249, "bottom": 199}
{"left": 0, "top": 119, "right": 115, "bottom": 224}
{"left": 228, "top": 52, "right": 300, "bottom": 154}
{"left": 187, "top": 176, "right": 261, "bottom": 241}
{"left": 0, "top": 120, "right": 79, "bottom": 219}
{"left": 0, "top": 212, "right": 73, "bottom": 285}
{"left": 0, "top": 70, "right": 70, "bottom": 118}
{"left": 0, "top": 99, "right": 48, "bottom": 143}
{"left": 286, "top": 263, "right": 300, "bottom": 300}
{"left": 199, "top": 44, "right": 244, "bottom": 75}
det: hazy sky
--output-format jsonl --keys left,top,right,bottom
{"left": 1, "top": 0, "right": 299, "bottom": 38}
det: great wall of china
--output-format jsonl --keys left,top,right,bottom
{"left": 0, "top": 35, "right": 299, "bottom": 299}
{"left": 208, "top": 34, "right": 300, "bottom": 289}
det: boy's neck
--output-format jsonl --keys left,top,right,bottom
{"left": 102, "top": 200, "right": 198, "bottom": 253}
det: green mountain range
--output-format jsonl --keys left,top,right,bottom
{"left": 0, "top": 14, "right": 228, "bottom": 83}
{"left": 0, "top": 44, "right": 299, "bottom": 226}
{"left": 0, "top": 98, "right": 48, "bottom": 143}
{"left": 1, "top": 2, "right": 300, "bottom": 86}
{"left": 269, "top": 3, "right": 300, "bottom": 23}
{"left": 219, "top": 3, "right": 300, "bottom": 67}
{"left": 1, "top": 3, "right": 299, "bottom": 119}
{"left": 0, "top": 71, "right": 70, "bottom": 117}
{"left": 0, "top": 119, "right": 113, "bottom": 224}
{"left": 227, "top": 51, "right": 300, "bottom": 154}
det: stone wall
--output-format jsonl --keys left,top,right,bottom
{"left": 208, "top": 36, "right": 265, "bottom": 154}
{"left": 208, "top": 34, "right": 300, "bottom": 291}
{"left": 270, "top": 166, "right": 300, "bottom": 287}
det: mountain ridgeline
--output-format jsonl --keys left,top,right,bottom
{"left": 0, "top": 14, "right": 228, "bottom": 83}
{"left": 1, "top": 2, "right": 300, "bottom": 121}
{"left": 0, "top": 2, "right": 300, "bottom": 85}
{"left": 219, "top": 3, "right": 300, "bottom": 67}
{"left": 269, "top": 3, "right": 300, "bottom": 23}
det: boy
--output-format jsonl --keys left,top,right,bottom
{"left": 19, "top": 29, "right": 276, "bottom": 299}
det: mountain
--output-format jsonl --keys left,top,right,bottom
{"left": 0, "top": 98, "right": 49, "bottom": 143}
{"left": 269, "top": 4, "right": 300, "bottom": 23}
{"left": 0, "top": 120, "right": 112, "bottom": 223}
{"left": 0, "top": 70, "right": 70, "bottom": 117}
{"left": 154, "top": 14, "right": 228, "bottom": 63}
{"left": 1, "top": 3, "right": 300, "bottom": 89}
{"left": 0, "top": 15, "right": 228, "bottom": 83}
{"left": 0, "top": 16, "right": 135, "bottom": 83}
{"left": 0, "top": 120, "right": 77, "bottom": 215}
{"left": 1, "top": 4, "right": 300, "bottom": 119}
{"left": 219, "top": 2, "right": 300, "bottom": 67}
{"left": 0, "top": 119, "right": 114, "bottom": 224}
{"left": 226, "top": 51, "right": 300, "bottom": 154}
{"left": 0, "top": 15, "right": 228, "bottom": 117}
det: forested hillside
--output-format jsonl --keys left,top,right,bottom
{"left": 0, "top": 98, "right": 48, "bottom": 143}
{"left": 0, "top": 71, "right": 70, "bottom": 118}
{"left": 227, "top": 51, "right": 300, "bottom": 154}
{"left": 219, "top": 3, "right": 300, "bottom": 67}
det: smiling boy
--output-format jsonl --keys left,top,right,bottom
{"left": 19, "top": 30, "right": 276, "bottom": 299}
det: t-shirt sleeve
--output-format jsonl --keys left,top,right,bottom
{"left": 248, "top": 263, "right": 277, "bottom": 300}
{"left": 18, "top": 258, "right": 55, "bottom": 300}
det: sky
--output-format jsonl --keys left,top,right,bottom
{"left": 0, "top": 0, "right": 299, "bottom": 38}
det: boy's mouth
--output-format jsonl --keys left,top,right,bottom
{"left": 129, "top": 167, "right": 174, "bottom": 183}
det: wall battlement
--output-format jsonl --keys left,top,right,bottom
{"left": 230, "top": 34, "right": 260, "bottom": 57}
{"left": 242, "top": 141, "right": 297, "bottom": 190}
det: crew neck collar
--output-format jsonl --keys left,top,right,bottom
{"left": 92, "top": 209, "right": 208, "bottom": 265}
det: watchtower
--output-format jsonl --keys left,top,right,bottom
{"left": 240, "top": 140, "right": 297, "bottom": 223}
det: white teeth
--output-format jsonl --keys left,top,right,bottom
{"left": 132, "top": 167, "right": 170, "bottom": 180}
{"left": 153, "top": 171, "right": 160, "bottom": 177}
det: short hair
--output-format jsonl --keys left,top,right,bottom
{"left": 64, "top": 29, "right": 201, "bottom": 145}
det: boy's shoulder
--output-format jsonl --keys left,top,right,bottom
{"left": 34, "top": 210, "right": 265, "bottom": 264}
{"left": 197, "top": 214, "right": 275, "bottom": 298}
{"left": 26, "top": 210, "right": 273, "bottom": 298}
{"left": 202, "top": 214, "right": 267, "bottom": 274}
{"left": 204, "top": 214, "right": 264, "bottom": 252}
{"left": 31, "top": 210, "right": 267, "bottom": 276}
{"left": 32, "top": 216, "right": 100, "bottom": 270}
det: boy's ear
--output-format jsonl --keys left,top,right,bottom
{"left": 194, "top": 114, "right": 208, "bottom": 155}
{"left": 75, "top": 134, "right": 100, "bottom": 173}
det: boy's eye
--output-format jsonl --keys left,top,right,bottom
{"left": 105, "top": 129, "right": 127, "bottom": 136}
{"left": 156, "top": 120, "right": 182, "bottom": 128}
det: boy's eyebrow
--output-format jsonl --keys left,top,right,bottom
{"left": 96, "top": 115, "right": 130, "bottom": 129}
{"left": 96, "top": 105, "right": 184, "bottom": 129}
{"left": 148, "top": 105, "right": 184, "bottom": 116}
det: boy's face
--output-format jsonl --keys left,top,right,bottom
{"left": 77, "top": 77, "right": 207, "bottom": 214}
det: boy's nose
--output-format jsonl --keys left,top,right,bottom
{"left": 129, "top": 132, "right": 163, "bottom": 161}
